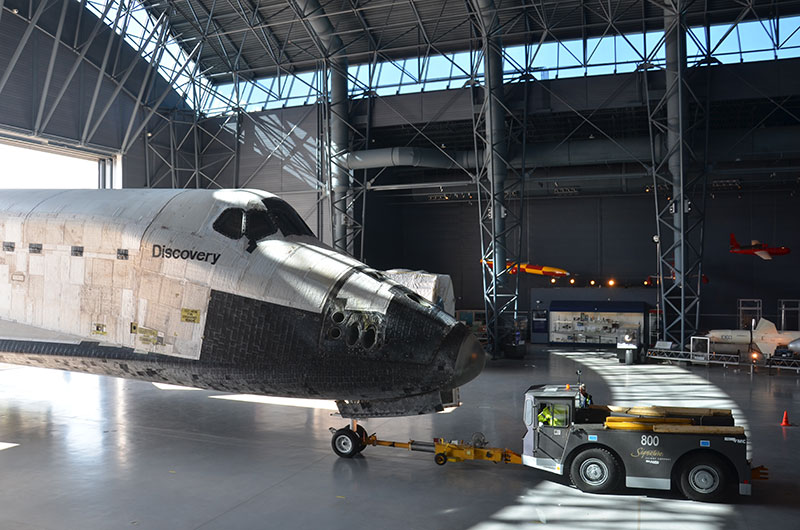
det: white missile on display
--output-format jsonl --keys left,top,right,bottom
{"left": 0, "top": 189, "right": 485, "bottom": 417}
{"left": 706, "top": 318, "right": 800, "bottom": 357}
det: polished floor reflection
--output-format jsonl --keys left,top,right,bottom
{"left": 0, "top": 348, "right": 798, "bottom": 530}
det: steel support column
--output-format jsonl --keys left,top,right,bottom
{"left": 666, "top": 5, "right": 689, "bottom": 344}
{"left": 472, "top": 0, "right": 520, "bottom": 357}
{"left": 290, "top": 0, "right": 353, "bottom": 254}
{"left": 97, "top": 157, "right": 113, "bottom": 188}
{"left": 651, "top": 2, "right": 705, "bottom": 347}
{"left": 483, "top": 24, "right": 508, "bottom": 277}
{"left": 330, "top": 56, "right": 350, "bottom": 253}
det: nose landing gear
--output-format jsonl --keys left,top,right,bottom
{"left": 330, "top": 420, "right": 368, "bottom": 458}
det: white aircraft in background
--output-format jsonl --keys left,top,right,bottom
{"left": 707, "top": 318, "right": 800, "bottom": 357}
{"left": 0, "top": 189, "right": 484, "bottom": 418}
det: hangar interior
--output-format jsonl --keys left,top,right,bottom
{"left": 1, "top": 0, "right": 800, "bottom": 528}
{"left": 2, "top": 0, "right": 799, "bottom": 346}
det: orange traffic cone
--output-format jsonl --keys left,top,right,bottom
{"left": 781, "top": 411, "right": 791, "bottom": 427}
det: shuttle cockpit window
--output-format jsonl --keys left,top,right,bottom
{"left": 213, "top": 208, "right": 245, "bottom": 239}
{"left": 244, "top": 209, "right": 278, "bottom": 252}
{"left": 244, "top": 209, "right": 277, "bottom": 241}
{"left": 262, "top": 198, "right": 313, "bottom": 237}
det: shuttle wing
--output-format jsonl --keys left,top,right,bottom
{"left": 0, "top": 318, "right": 87, "bottom": 345}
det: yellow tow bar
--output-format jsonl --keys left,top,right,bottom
{"left": 364, "top": 434, "right": 522, "bottom": 466}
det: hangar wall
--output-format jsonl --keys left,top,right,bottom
{"left": 199, "top": 105, "right": 330, "bottom": 244}
{"left": 121, "top": 58, "right": 800, "bottom": 252}
{"left": 365, "top": 190, "right": 800, "bottom": 329}
{"left": 0, "top": 0, "right": 188, "bottom": 178}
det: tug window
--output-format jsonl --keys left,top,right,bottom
{"left": 213, "top": 208, "right": 245, "bottom": 239}
{"left": 244, "top": 209, "right": 277, "bottom": 242}
{"left": 262, "top": 198, "right": 313, "bottom": 237}
{"left": 537, "top": 402, "right": 569, "bottom": 427}
{"left": 524, "top": 398, "right": 534, "bottom": 426}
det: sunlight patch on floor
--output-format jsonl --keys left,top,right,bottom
{"left": 470, "top": 481, "right": 733, "bottom": 530}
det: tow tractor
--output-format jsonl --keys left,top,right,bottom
{"left": 330, "top": 384, "right": 767, "bottom": 502}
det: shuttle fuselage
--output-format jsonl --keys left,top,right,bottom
{"left": 0, "top": 189, "right": 484, "bottom": 417}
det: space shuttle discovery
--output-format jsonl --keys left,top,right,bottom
{"left": 0, "top": 189, "right": 485, "bottom": 417}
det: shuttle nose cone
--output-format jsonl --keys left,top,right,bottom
{"left": 451, "top": 330, "right": 486, "bottom": 388}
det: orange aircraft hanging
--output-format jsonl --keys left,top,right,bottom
{"left": 482, "top": 260, "right": 570, "bottom": 277}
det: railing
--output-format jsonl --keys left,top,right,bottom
{"left": 647, "top": 349, "right": 740, "bottom": 366}
{"left": 767, "top": 357, "right": 800, "bottom": 373}
{"left": 649, "top": 348, "right": 800, "bottom": 373}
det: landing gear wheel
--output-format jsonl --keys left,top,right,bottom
{"left": 569, "top": 448, "right": 622, "bottom": 493}
{"left": 355, "top": 424, "right": 368, "bottom": 453}
{"left": 679, "top": 454, "right": 730, "bottom": 502}
{"left": 434, "top": 453, "right": 448, "bottom": 465}
{"left": 332, "top": 428, "right": 361, "bottom": 458}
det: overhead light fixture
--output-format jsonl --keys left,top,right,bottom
{"left": 550, "top": 278, "right": 556, "bottom": 284}
{"left": 569, "top": 278, "right": 575, "bottom": 285}
{"left": 608, "top": 279, "right": 616, "bottom": 287}
{"left": 712, "top": 179, "right": 741, "bottom": 191}
{"left": 553, "top": 186, "right": 580, "bottom": 196}
{"left": 589, "top": 280, "right": 596, "bottom": 286}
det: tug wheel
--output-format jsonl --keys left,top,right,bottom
{"left": 569, "top": 447, "right": 622, "bottom": 493}
{"left": 434, "top": 453, "right": 448, "bottom": 465}
{"left": 678, "top": 454, "right": 732, "bottom": 502}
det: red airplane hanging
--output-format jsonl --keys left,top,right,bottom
{"left": 729, "top": 233, "right": 790, "bottom": 260}
{"left": 482, "top": 260, "right": 570, "bottom": 277}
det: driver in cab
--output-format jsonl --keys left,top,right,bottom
{"left": 537, "top": 403, "right": 567, "bottom": 427}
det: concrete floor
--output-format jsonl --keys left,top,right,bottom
{"left": 0, "top": 347, "right": 798, "bottom": 530}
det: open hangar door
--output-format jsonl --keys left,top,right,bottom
{"left": 0, "top": 134, "right": 117, "bottom": 189}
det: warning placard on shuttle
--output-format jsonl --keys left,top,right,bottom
{"left": 137, "top": 327, "right": 164, "bottom": 346}
{"left": 181, "top": 309, "right": 201, "bottom": 323}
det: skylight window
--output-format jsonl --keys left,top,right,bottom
{"left": 85, "top": 2, "right": 800, "bottom": 116}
